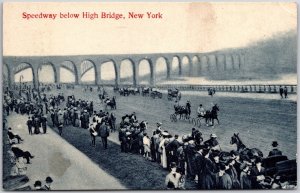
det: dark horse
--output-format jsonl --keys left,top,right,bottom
{"left": 230, "top": 133, "right": 263, "bottom": 158}
{"left": 174, "top": 105, "right": 189, "bottom": 119}
{"left": 104, "top": 96, "right": 116, "bottom": 110}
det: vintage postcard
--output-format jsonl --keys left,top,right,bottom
{"left": 2, "top": 2, "right": 297, "bottom": 190}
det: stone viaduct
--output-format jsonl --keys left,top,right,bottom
{"left": 3, "top": 52, "right": 244, "bottom": 88}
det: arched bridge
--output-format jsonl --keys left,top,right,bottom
{"left": 3, "top": 52, "right": 244, "bottom": 88}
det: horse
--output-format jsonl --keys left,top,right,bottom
{"left": 174, "top": 105, "right": 189, "bottom": 119}
{"left": 230, "top": 133, "right": 264, "bottom": 158}
{"left": 104, "top": 96, "right": 116, "bottom": 110}
{"left": 210, "top": 105, "right": 220, "bottom": 126}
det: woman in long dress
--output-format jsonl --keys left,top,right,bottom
{"left": 159, "top": 133, "right": 169, "bottom": 169}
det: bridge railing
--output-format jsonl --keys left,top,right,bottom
{"left": 153, "top": 84, "right": 297, "bottom": 94}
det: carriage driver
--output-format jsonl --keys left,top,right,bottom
{"left": 197, "top": 104, "right": 206, "bottom": 117}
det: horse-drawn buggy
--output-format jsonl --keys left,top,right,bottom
{"left": 128, "top": 87, "right": 140, "bottom": 95}
{"left": 170, "top": 105, "right": 190, "bottom": 122}
{"left": 141, "top": 87, "right": 151, "bottom": 97}
{"left": 104, "top": 96, "right": 117, "bottom": 110}
{"left": 168, "top": 88, "right": 181, "bottom": 101}
{"left": 150, "top": 89, "right": 163, "bottom": 99}
{"left": 263, "top": 156, "right": 297, "bottom": 186}
{"left": 119, "top": 87, "right": 130, "bottom": 96}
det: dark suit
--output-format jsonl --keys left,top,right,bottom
{"left": 99, "top": 124, "right": 109, "bottom": 149}
{"left": 268, "top": 149, "right": 282, "bottom": 157}
{"left": 250, "top": 166, "right": 265, "bottom": 189}
{"left": 27, "top": 119, "right": 33, "bottom": 135}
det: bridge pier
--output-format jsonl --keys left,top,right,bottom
{"left": 6, "top": 65, "right": 14, "bottom": 87}
{"left": 32, "top": 67, "right": 39, "bottom": 89}
{"left": 95, "top": 65, "right": 101, "bottom": 85}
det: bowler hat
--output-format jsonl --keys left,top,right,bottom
{"left": 34, "top": 181, "right": 42, "bottom": 187}
{"left": 272, "top": 141, "right": 278, "bottom": 147}
{"left": 46, "top": 176, "right": 53, "bottom": 183}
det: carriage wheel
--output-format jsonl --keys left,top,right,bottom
{"left": 197, "top": 118, "right": 201, "bottom": 128}
{"left": 189, "top": 117, "right": 194, "bottom": 124}
{"left": 172, "top": 114, "right": 177, "bottom": 122}
{"left": 170, "top": 114, "right": 175, "bottom": 122}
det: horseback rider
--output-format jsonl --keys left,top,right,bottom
{"left": 197, "top": 104, "right": 206, "bottom": 117}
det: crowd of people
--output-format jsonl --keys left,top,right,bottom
{"left": 115, "top": 110, "right": 295, "bottom": 190}
{"left": 3, "top": 84, "right": 296, "bottom": 190}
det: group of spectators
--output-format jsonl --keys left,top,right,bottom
{"left": 116, "top": 112, "right": 295, "bottom": 190}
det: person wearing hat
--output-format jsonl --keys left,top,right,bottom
{"left": 43, "top": 176, "right": 53, "bottom": 190}
{"left": 156, "top": 122, "right": 162, "bottom": 132}
{"left": 26, "top": 117, "right": 33, "bottom": 135}
{"left": 34, "top": 180, "right": 43, "bottom": 190}
{"left": 215, "top": 163, "right": 233, "bottom": 189}
{"left": 159, "top": 131, "right": 169, "bottom": 169}
{"left": 99, "top": 121, "right": 110, "bottom": 149}
{"left": 250, "top": 157, "right": 265, "bottom": 189}
{"left": 268, "top": 141, "right": 282, "bottom": 157}
{"left": 143, "top": 133, "right": 151, "bottom": 160}
{"left": 165, "top": 162, "right": 182, "bottom": 189}
{"left": 204, "top": 134, "right": 221, "bottom": 151}
{"left": 226, "top": 158, "right": 240, "bottom": 189}
{"left": 239, "top": 163, "right": 251, "bottom": 189}
{"left": 40, "top": 114, "right": 47, "bottom": 134}
{"left": 165, "top": 134, "right": 182, "bottom": 166}
{"left": 185, "top": 100, "right": 191, "bottom": 117}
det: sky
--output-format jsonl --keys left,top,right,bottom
{"left": 4, "top": 2, "right": 297, "bottom": 56}
{"left": 3, "top": 2, "right": 297, "bottom": 82}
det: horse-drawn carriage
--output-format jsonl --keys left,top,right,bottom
{"left": 128, "top": 87, "right": 140, "bottom": 95}
{"left": 170, "top": 105, "right": 190, "bottom": 122}
{"left": 141, "top": 87, "right": 151, "bottom": 96}
{"left": 150, "top": 88, "right": 162, "bottom": 99}
{"left": 119, "top": 88, "right": 130, "bottom": 96}
{"left": 168, "top": 88, "right": 181, "bottom": 101}
{"left": 263, "top": 156, "right": 297, "bottom": 184}
{"left": 104, "top": 96, "right": 117, "bottom": 110}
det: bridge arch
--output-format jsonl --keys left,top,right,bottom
{"left": 120, "top": 59, "right": 136, "bottom": 86}
{"left": 155, "top": 56, "right": 170, "bottom": 80}
{"left": 14, "top": 62, "right": 37, "bottom": 87}
{"left": 38, "top": 62, "right": 57, "bottom": 84}
{"left": 60, "top": 61, "right": 78, "bottom": 84}
{"left": 181, "top": 55, "right": 191, "bottom": 76}
{"left": 101, "top": 60, "right": 118, "bottom": 85}
{"left": 171, "top": 56, "right": 181, "bottom": 76}
{"left": 80, "top": 60, "right": 97, "bottom": 84}
{"left": 138, "top": 58, "right": 154, "bottom": 86}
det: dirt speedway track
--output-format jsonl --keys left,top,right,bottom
{"left": 50, "top": 87, "right": 297, "bottom": 160}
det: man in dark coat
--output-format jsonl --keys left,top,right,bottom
{"left": 99, "top": 122, "right": 110, "bottom": 149}
{"left": 26, "top": 117, "right": 33, "bottom": 135}
{"left": 268, "top": 141, "right": 282, "bottom": 157}
{"left": 240, "top": 163, "right": 252, "bottom": 189}
{"left": 7, "top": 128, "right": 23, "bottom": 143}
{"left": 194, "top": 146, "right": 205, "bottom": 188}
{"left": 215, "top": 163, "right": 233, "bottom": 189}
{"left": 165, "top": 134, "right": 182, "bottom": 164}
{"left": 283, "top": 86, "right": 288, "bottom": 98}
{"left": 250, "top": 157, "right": 265, "bottom": 189}
{"left": 11, "top": 145, "right": 34, "bottom": 164}
{"left": 279, "top": 86, "right": 284, "bottom": 99}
